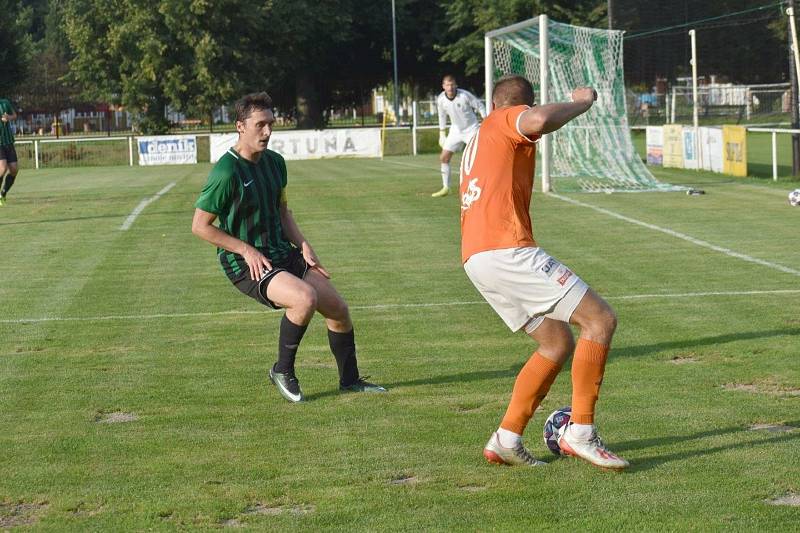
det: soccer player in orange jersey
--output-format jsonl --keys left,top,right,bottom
{"left": 460, "top": 76, "right": 628, "bottom": 470}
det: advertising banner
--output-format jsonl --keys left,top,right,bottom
{"left": 662, "top": 125, "right": 684, "bottom": 169}
{"left": 645, "top": 126, "right": 663, "bottom": 166}
{"left": 722, "top": 125, "right": 747, "bottom": 177}
{"left": 137, "top": 135, "right": 197, "bottom": 165}
{"left": 699, "top": 127, "right": 723, "bottom": 173}
{"left": 682, "top": 128, "right": 698, "bottom": 170}
{"left": 210, "top": 128, "right": 382, "bottom": 163}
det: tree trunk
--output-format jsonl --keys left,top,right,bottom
{"left": 296, "top": 73, "right": 323, "bottom": 129}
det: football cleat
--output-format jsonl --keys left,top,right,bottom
{"left": 339, "top": 376, "right": 387, "bottom": 393}
{"left": 483, "top": 432, "right": 546, "bottom": 467}
{"left": 558, "top": 425, "right": 629, "bottom": 471}
{"left": 269, "top": 366, "right": 304, "bottom": 403}
{"left": 431, "top": 186, "right": 449, "bottom": 198}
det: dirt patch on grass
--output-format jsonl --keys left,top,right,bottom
{"left": 749, "top": 423, "right": 797, "bottom": 433}
{"left": 0, "top": 501, "right": 48, "bottom": 528}
{"left": 668, "top": 355, "right": 697, "bottom": 364}
{"left": 244, "top": 503, "right": 315, "bottom": 516}
{"left": 766, "top": 493, "right": 800, "bottom": 506}
{"left": 95, "top": 411, "right": 138, "bottom": 423}
{"left": 221, "top": 518, "right": 244, "bottom": 528}
{"left": 389, "top": 474, "right": 419, "bottom": 485}
{"left": 722, "top": 382, "right": 800, "bottom": 396}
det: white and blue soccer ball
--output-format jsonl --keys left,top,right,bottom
{"left": 789, "top": 189, "right": 800, "bottom": 207}
{"left": 543, "top": 406, "right": 572, "bottom": 456}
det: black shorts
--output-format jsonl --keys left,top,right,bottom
{"left": 0, "top": 144, "right": 17, "bottom": 164}
{"left": 232, "top": 247, "right": 309, "bottom": 309}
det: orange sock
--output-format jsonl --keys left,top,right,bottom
{"left": 570, "top": 338, "right": 610, "bottom": 424}
{"left": 500, "top": 353, "right": 562, "bottom": 435}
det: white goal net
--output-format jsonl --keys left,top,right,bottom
{"left": 486, "top": 16, "right": 679, "bottom": 192}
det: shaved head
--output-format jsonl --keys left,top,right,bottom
{"left": 492, "top": 76, "right": 535, "bottom": 107}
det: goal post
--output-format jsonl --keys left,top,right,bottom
{"left": 486, "top": 16, "right": 680, "bottom": 193}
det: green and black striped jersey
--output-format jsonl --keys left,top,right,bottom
{"left": 195, "top": 147, "right": 294, "bottom": 279}
{"left": 0, "top": 99, "right": 15, "bottom": 146}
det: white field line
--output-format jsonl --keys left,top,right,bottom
{"left": 3, "top": 289, "right": 799, "bottom": 325}
{"left": 551, "top": 193, "right": 800, "bottom": 277}
{"left": 119, "top": 182, "right": 177, "bottom": 231}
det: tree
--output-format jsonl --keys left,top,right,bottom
{"left": 0, "top": 0, "right": 30, "bottom": 95}
{"left": 63, "top": 0, "right": 250, "bottom": 133}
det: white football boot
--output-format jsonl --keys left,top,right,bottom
{"left": 558, "top": 424, "right": 629, "bottom": 471}
{"left": 483, "top": 432, "right": 546, "bottom": 467}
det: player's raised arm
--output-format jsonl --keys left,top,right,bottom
{"left": 519, "top": 87, "right": 597, "bottom": 137}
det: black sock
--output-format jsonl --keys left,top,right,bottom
{"left": 0, "top": 174, "right": 14, "bottom": 196}
{"left": 328, "top": 328, "right": 359, "bottom": 386}
{"left": 274, "top": 315, "right": 308, "bottom": 374}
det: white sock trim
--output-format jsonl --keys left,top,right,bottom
{"left": 440, "top": 163, "right": 450, "bottom": 188}
{"left": 497, "top": 428, "right": 522, "bottom": 448}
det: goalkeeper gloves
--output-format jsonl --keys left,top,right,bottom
{"left": 438, "top": 130, "right": 447, "bottom": 148}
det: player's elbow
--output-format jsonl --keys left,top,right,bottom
{"left": 520, "top": 112, "right": 548, "bottom": 137}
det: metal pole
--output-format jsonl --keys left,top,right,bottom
{"left": 689, "top": 29, "right": 701, "bottom": 167}
{"left": 540, "top": 14, "right": 551, "bottom": 193}
{"left": 787, "top": 2, "right": 800, "bottom": 175}
{"left": 391, "top": 0, "right": 400, "bottom": 125}
{"left": 772, "top": 131, "right": 778, "bottom": 181}
{"left": 608, "top": 0, "right": 614, "bottom": 29}
{"left": 412, "top": 100, "right": 418, "bottom": 156}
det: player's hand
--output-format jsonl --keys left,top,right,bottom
{"left": 0, "top": 114, "right": 7, "bottom": 123}
{"left": 572, "top": 87, "right": 597, "bottom": 106}
{"left": 438, "top": 130, "right": 447, "bottom": 148}
{"left": 241, "top": 243, "right": 272, "bottom": 281}
{"left": 301, "top": 241, "right": 330, "bottom": 279}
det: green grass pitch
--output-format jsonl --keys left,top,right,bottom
{"left": 0, "top": 150, "right": 798, "bottom": 530}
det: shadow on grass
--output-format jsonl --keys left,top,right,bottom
{"left": 614, "top": 420, "right": 800, "bottom": 472}
{"left": 302, "top": 364, "right": 522, "bottom": 402}
{"left": 615, "top": 328, "right": 800, "bottom": 359}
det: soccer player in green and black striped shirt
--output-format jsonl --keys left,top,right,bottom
{"left": 192, "top": 92, "right": 385, "bottom": 403}
{"left": 0, "top": 97, "right": 19, "bottom": 206}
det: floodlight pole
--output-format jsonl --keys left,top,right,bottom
{"left": 391, "top": 0, "right": 400, "bottom": 125}
{"left": 689, "top": 29, "right": 700, "bottom": 167}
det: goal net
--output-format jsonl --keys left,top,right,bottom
{"left": 486, "top": 16, "right": 679, "bottom": 193}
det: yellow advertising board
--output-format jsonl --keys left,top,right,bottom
{"left": 722, "top": 125, "right": 747, "bottom": 177}
{"left": 662, "top": 125, "right": 684, "bottom": 168}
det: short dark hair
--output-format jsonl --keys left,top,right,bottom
{"left": 235, "top": 92, "right": 274, "bottom": 123}
{"left": 492, "top": 76, "right": 535, "bottom": 107}
{"left": 442, "top": 74, "right": 456, "bottom": 83}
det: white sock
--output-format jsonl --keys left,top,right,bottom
{"left": 569, "top": 423, "right": 595, "bottom": 439}
{"left": 440, "top": 163, "right": 450, "bottom": 188}
{"left": 497, "top": 428, "right": 521, "bottom": 448}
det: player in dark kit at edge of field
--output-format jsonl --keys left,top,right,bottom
{"left": 192, "top": 92, "right": 386, "bottom": 403}
{"left": 0, "top": 97, "right": 19, "bottom": 206}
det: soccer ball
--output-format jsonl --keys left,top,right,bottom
{"left": 543, "top": 406, "right": 572, "bottom": 456}
{"left": 789, "top": 189, "right": 800, "bottom": 207}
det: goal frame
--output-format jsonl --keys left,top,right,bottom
{"left": 485, "top": 15, "right": 552, "bottom": 192}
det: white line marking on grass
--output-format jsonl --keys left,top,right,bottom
{"left": 119, "top": 182, "right": 177, "bottom": 231}
{"left": 3, "top": 289, "right": 799, "bottom": 324}
{"left": 551, "top": 193, "right": 800, "bottom": 277}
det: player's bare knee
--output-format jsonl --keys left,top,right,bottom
{"left": 584, "top": 308, "right": 617, "bottom": 341}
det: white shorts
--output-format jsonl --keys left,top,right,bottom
{"left": 443, "top": 126, "right": 479, "bottom": 153}
{"left": 464, "top": 247, "right": 589, "bottom": 333}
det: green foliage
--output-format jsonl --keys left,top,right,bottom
{"left": 440, "top": 0, "right": 607, "bottom": 75}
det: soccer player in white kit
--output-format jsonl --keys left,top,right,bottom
{"left": 432, "top": 75, "right": 486, "bottom": 197}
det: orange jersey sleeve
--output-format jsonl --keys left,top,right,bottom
{"left": 459, "top": 105, "right": 541, "bottom": 263}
